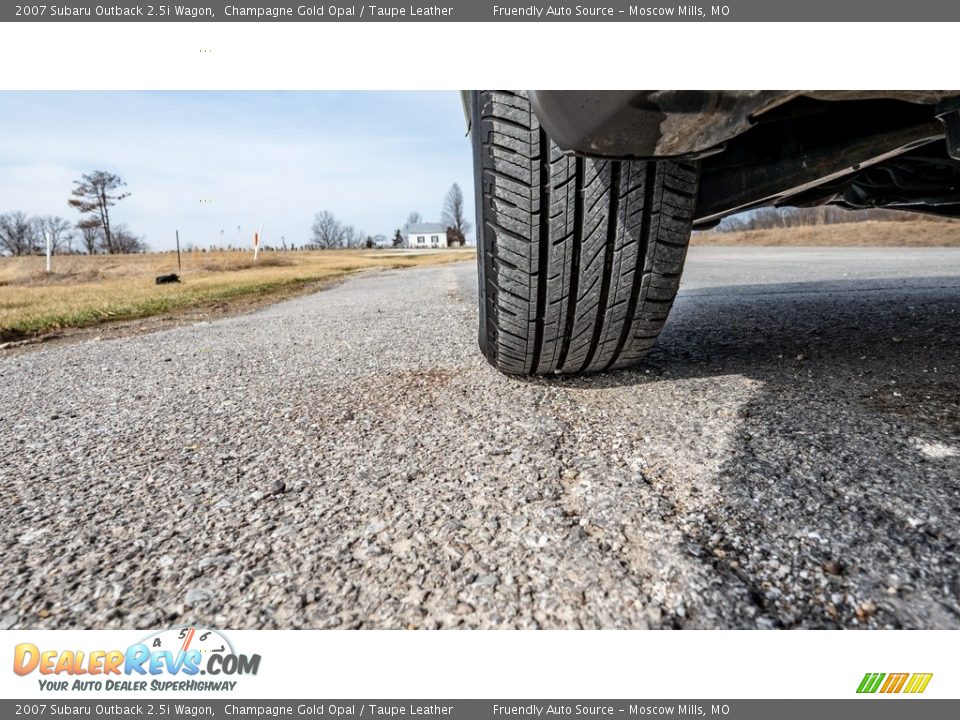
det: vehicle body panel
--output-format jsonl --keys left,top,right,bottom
{"left": 527, "top": 90, "right": 959, "bottom": 159}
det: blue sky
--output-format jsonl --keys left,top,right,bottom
{"left": 0, "top": 92, "right": 474, "bottom": 251}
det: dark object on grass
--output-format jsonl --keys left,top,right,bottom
{"left": 155, "top": 273, "right": 181, "bottom": 285}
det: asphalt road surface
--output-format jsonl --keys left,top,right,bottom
{"left": 2, "top": 247, "right": 959, "bottom": 629}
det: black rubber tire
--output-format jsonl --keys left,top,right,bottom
{"left": 472, "top": 90, "right": 699, "bottom": 375}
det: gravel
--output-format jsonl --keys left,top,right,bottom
{"left": 1, "top": 247, "right": 959, "bottom": 629}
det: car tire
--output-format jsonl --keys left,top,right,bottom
{"left": 471, "top": 90, "right": 699, "bottom": 375}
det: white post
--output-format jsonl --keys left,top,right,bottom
{"left": 253, "top": 223, "right": 263, "bottom": 261}
{"left": 45, "top": 232, "right": 52, "bottom": 273}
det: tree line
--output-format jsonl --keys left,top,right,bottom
{"left": 307, "top": 183, "right": 472, "bottom": 250}
{"left": 305, "top": 210, "right": 380, "bottom": 250}
{"left": 3, "top": 174, "right": 474, "bottom": 255}
{"left": 0, "top": 170, "right": 145, "bottom": 256}
{"left": 714, "top": 206, "right": 950, "bottom": 232}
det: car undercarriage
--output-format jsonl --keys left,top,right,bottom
{"left": 527, "top": 91, "right": 960, "bottom": 228}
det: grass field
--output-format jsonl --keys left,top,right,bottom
{"left": 0, "top": 248, "right": 475, "bottom": 342}
{"left": 693, "top": 219, "right": 960, "bottom": 247}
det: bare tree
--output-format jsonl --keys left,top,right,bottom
{"left": 112, "top": 224, "right": 147, "bottom": 253}
{"left": 356, "top": 229, "right": 367, "bottom": 247}
{"left": 404, "top": 211, "right": 422, "bottom": 232}
{"left": 442, "top": 183, "right": 471, "bottom": 245}
{"left": 392, "top": 229, "right": 404, "bottom": 248}
{"left": 67, "top": 170, "right": 130, "bottom": 254}
{"left": 0, "top": 211, "right": 39, "bottom": 256}
{"left": 34, "top": 215, "right": 76, "bottom": 254}
{"left": 343, "top": 225, "right": 358, "bottom": 248}
{"left": 77, "top": 219, "right": 102, "bottom": 254}
{"left": 311, "top": 210, "right": 350, "bottom": 249}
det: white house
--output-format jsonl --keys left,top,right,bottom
{"left": 406, "top": 223, "right": 448, "bottom": 248}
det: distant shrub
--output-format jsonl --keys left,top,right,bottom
{"left": 714, "top": 206, "right": 954, "bottom": 232}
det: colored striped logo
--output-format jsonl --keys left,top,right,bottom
{"left": 857, "top": 672, "right": 933, "bottom": 694}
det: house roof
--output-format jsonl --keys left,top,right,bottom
{"left": 406, "top": 223, "right": 447, "bottom": 234}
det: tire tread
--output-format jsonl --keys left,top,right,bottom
{"left": 475, "top": 91, "right": 697, "bottom": 375}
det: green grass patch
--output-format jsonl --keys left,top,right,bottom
{"left": 0, "top": 271, "right": 350, "bottom": 343}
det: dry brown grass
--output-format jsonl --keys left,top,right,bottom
{"left": 692, "top": 220, "right": 960, "bottom": 247}
{"left": 0, "top": 248, "right": 475, "bottom": 342}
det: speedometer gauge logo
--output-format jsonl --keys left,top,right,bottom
{"left": 142, "top": 626, "right": 235, "bottom": 662}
